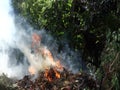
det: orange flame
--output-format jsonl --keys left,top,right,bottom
{"left": 44, "top": 68, "right": 61, "bottom": 81}
{"left": 28, "top": 66, "right": 36, "bottom": 75}
{"left": 32, "top": 33, "right": 41, "bottom": 47}
{"left": 54, "top": 69, "right": 60, "bottom": 78}
{"left": 29, "top": 33, "right": 63, "bottom": 80}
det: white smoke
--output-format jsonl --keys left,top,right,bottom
{"left": 0, "top": 0, "right": 60, "bottom": 78}
{"left": 0, "top": 0, "right": 29, "bottom": 79}
{"left": 0, "top": 0, "right": 84, "bottom": 79}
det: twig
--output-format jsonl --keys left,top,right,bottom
{"left": 100, "top": 52, "right": 120, "bottom": 90}
{"left": 109, "top": 52, "right": 119, "bottom": 72}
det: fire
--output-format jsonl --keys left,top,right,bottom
{"left": 29, "top": 33, "right": 63, "bottom": 81}
{"left": 56, "top": 60, "right": 63, "bottom": 71}
{"left": 44, "top": 68, "right": 61, "bottom": 82}
{"left": 54, "top": 69, "right": 60, "bottom": 78}
{"left": 32, "top": 33, "right": 41, "bottom": 47}
{"left": 28, "top": 66, "right": 36, "bottom": 75}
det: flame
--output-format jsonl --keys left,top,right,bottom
{"left": 44, "top": 68, "right": 61, "bottom": 82}
{"left": 56, "top": 60, "right": 63, "bottom": 70}
{"left": 28, "top": 66, "right": 36, "bottom": 75}
{"left": 54, "top": 69, "right": 60, "bottom": 78}
{"left": 42, "top": 48, "right": 63, "bottom": 81}
{"left": 32, "top": 33, "right": 41, "bottom": 46}
{"left": 29, "top": 33, "right": 63, "bottom": 80}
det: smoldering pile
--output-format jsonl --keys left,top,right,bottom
{"left": 14, "top": 68, "right": 99, "bottom": 90}
{"left": 12, "top": 32, "right": 99, "bottom": 90}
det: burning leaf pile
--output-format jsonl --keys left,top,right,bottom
{"left": 13, "top": 33, "right": 98, "bottom": 90}
{"left": 15, "top": 68, "right": 98, "bottom": 90}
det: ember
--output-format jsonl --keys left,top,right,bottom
{"left": 44, "top": 68, "right": 61, "bottom": 82}
{"left": 15, "top": 68, "right": 99, "bottom": 90}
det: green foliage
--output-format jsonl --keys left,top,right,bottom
{"left": 0, "top": 74, "right": 12, "bottom": 86}
{"left": 97, "top": 29, "right": 120, "bottom": 90}
{"left": 0, "top": 74, "right": 16, "bottom": 90}
{"left": 112, "top": 73, "right": 120, "bottom": 90}
{"left": 12, "top": 0, "right": 53, "bottom": 29}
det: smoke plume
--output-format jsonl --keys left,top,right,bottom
{"left": 0, "top": 0, "right": 84, "bottom": 79}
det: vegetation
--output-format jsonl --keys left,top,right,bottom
{"left": 9, "top": 0, "right": 120, "bottom": 90}
{"left": 0, "top": 74, "right": 16, "bottom": 90}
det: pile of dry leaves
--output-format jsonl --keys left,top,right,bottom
{"left": 15, "top": 68, "right": 99, "bottom": 90}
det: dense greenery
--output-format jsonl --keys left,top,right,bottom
{"left": 11, "top": 0, "right": 120, "bottom": 89}
{"left": 0, "top": 74, "right": 16, "bottom": 90}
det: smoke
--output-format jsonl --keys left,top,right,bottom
{"left": 0, "top": 0, "right": 30, "bottom": 79}
{"left": 0, "top": 0, "right": 58, "bottom": 78}
{"left": 0, "top": 0, "right": 85, "bottom": 79}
